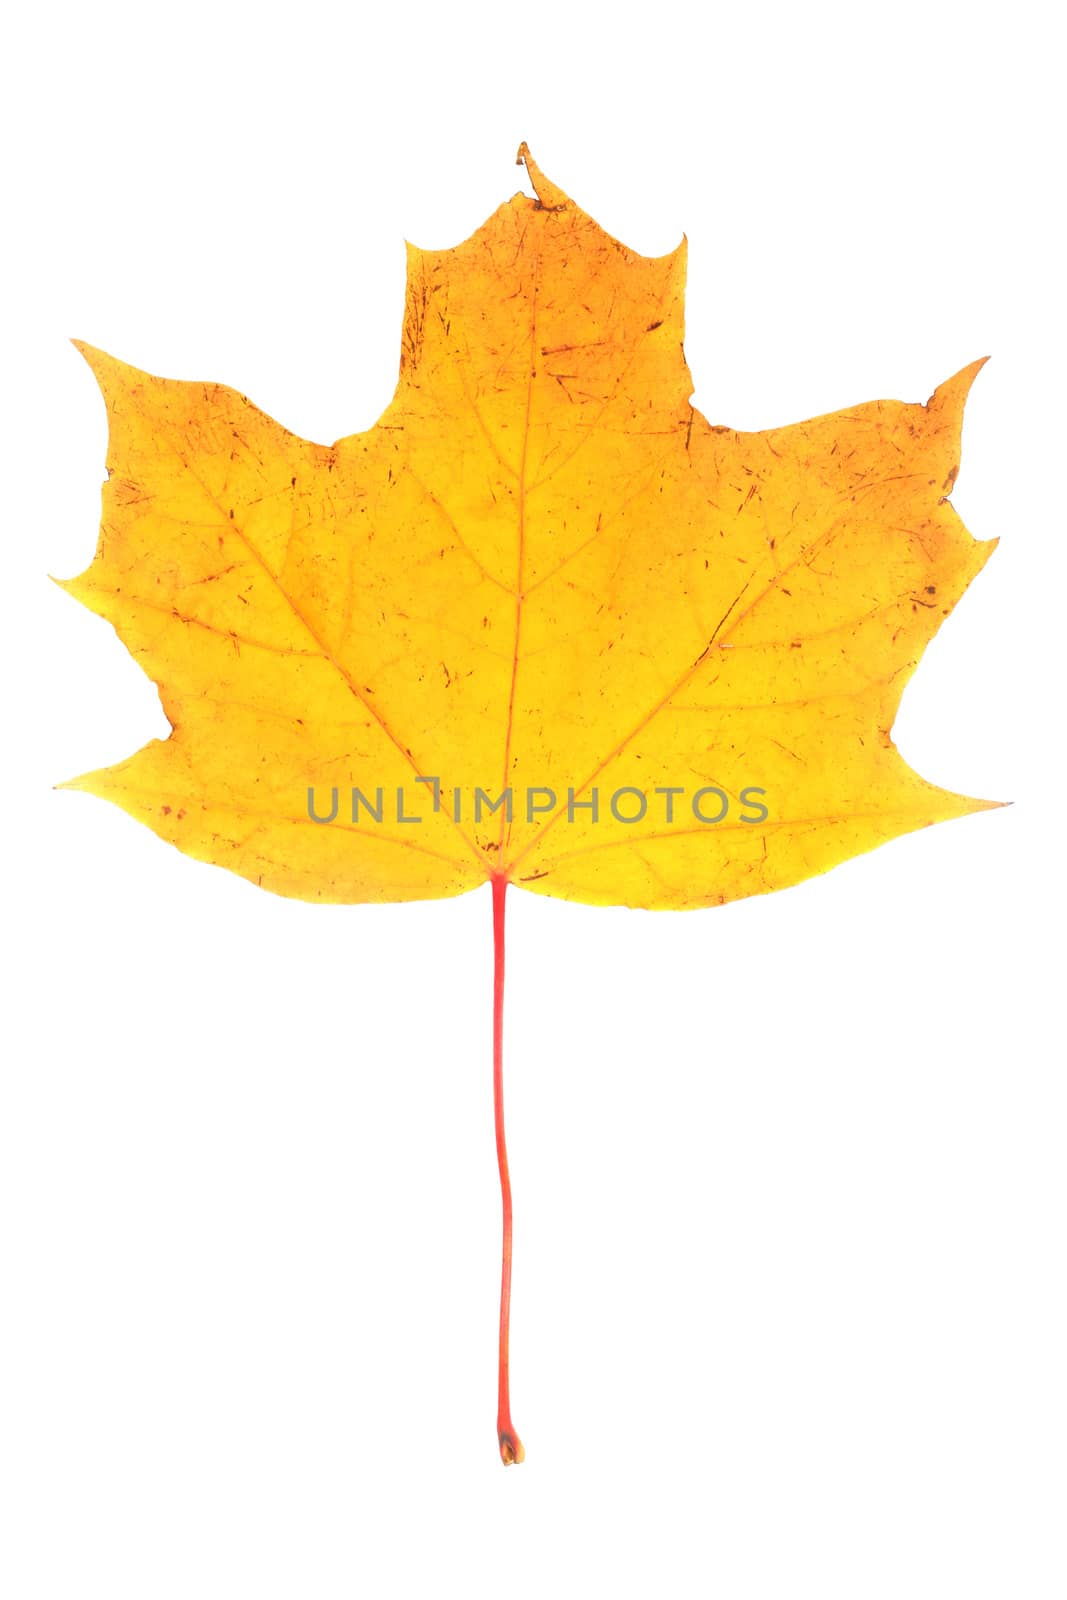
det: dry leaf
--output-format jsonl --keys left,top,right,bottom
{"left": 60, "top": 144, "right": 1000, "bottom": 1462}
{"left": 60, "top": 146, "right": 997, "bottom": 910}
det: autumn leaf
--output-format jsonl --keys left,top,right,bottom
{"left": 59, "top": 143, "right": 1000, "bottom": 1463}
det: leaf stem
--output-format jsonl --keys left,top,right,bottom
{"left": 492, "top": 873, "right": 524, "bottom": 1465}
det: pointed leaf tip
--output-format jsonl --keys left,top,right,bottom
{"left": 929, "top": 356, "right": 990, "bottom": 414}
{"left": 70, "top": 339, "right": 121, "bottom": 396}
{"left": 515, "top": 142, "right": 569, "bottom": 212}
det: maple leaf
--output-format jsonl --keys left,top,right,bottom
{"left": 59, "top": 144, "right": 1000, "bottom": 1463}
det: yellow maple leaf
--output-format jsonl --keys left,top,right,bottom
{"left": 60, "top": 145, "right": 996, "bottom": 912}
{"left": 59, "top": 144, "right": 1000, "bottom": 1463}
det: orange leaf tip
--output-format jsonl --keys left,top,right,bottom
{"left": 515, "top": 142, "right": 569, "bottom": 212}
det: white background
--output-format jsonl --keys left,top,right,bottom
{"left": 3, "top": 2, "right": 1064, "bottom": 1596}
